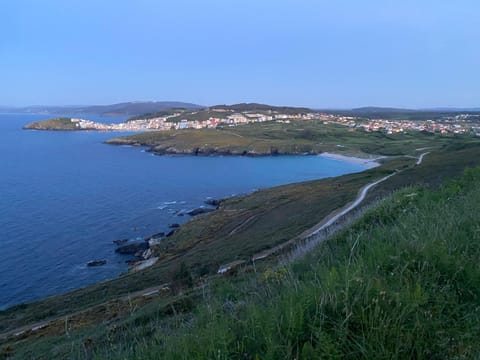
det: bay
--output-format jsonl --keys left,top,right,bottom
{"left": 0, "top": 114, "right": 370, "bottom": 309}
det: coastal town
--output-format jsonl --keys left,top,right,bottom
{"left": 70, "top": 108, "right": 480, "bottom": 136}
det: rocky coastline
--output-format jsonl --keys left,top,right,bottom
{"left": 111, "top": 199, "right": 223, "bottom": 272}
{"left": 106, "top": 140, "right": 322, "bottom": 157}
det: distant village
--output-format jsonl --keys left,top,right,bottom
{"left": 72, "top": 108, "right": 480, "bottom": 136}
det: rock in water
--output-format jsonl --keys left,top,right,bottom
{"left": 87, "top": 260, "right": 107, "bottom": 267}
{"left": 204, "top": 198, "right": 222, "bottom": 207}
{"left": 187, "top": 207, "right": 216, "bottom": 216}
{"left": 115, "top": 242, "right": 149, "bottom": 255}
{"left": 113, "top": 239, "right": 128, "bottom": 245}
{"left": 145, "top": 232, "right": 164, "bottom": 241}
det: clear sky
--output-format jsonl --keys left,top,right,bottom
{"left": 1, "top": 0, "right": 479, "bottom": 108}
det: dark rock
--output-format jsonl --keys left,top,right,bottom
{"left": 113, "top": 239, "right": 128, "bottom": 245}
{"left": 187, "top": 207, "right": 216, "bottom": 216}
{"left": 169, "top": 223, "right": 180, "bottom": 228}
{"left": 145, "top": 232, "right": 164, "bottom": 241}
{"left": 166, "top": 229, "right": 176, "bottom": 237}
{"left": 204, "top": 199, "right": 222, "bottom": 207}
{"left": 87, "top": 260, "right": 107, "bottom": 267}
{"left": 115, "top": 242, "right": 149, "bottom": 255}
{"left": 126, "top": 259, "right": 140, "bottom": 265}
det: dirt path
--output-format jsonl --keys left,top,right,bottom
{"left": 416, "top": 152, "right": 429, "bottom": 165}
{"left": 252, "top": 152, "right": 430, "bottom": 262}
{"left": 251, "top": 172, "right": 397, "bottom": 262}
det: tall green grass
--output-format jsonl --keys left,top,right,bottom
{"left": 89, "top": 168, "right": 480, "bottom": 359}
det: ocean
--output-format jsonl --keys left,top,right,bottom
{"left": 0, "top": 114, "right": 370, "bottom": 309}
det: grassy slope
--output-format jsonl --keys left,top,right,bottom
{"left": 2, "top": 139, "right": 480, "bottom": 358}
{"left": 117, "top": 167, "right": 480, "bottom": 359}
{"left": 6, "top": 155, "right": 480, "bottom": 359}
{"left": 106, "top": 121, "right": 463, "bottom": 156}
{"left": 167, "top": 110, "right": 231, "bottom": 123}
{"left": 0, "top": 160, "right": 401, "bottom": 335}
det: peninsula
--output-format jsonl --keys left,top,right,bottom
{"left": 22, "top": 117, "right": 96, "bottom": 131}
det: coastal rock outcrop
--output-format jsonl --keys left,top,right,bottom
{"left": 204, "top": 198, "right": 223, "bottom": 207}
{"left": 113, "top": 239, "right": 128, "bottom": 245}
{"left": 87, "top": 260, "right": 107, "bottom": 267}
{"left": 187, "top": 207, "right": 216, "bottom": 216}
{"left": 115, "top": 242, "right": 149, "bottom": 255}
{"left": 145, "top": 232, "right": 165, "bottom": 240}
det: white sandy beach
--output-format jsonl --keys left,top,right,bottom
{"left": 319, "top": 152, "right": 383, "bottom": 168}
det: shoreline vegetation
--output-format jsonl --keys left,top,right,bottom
{"left": 5, "top": 109, "right": 480, "bottom": 357}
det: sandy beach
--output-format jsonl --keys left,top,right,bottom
{"left": 319, "top": 152, "right": 383, "bottom": 168}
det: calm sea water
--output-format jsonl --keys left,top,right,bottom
{"left": 0, "top": 114, "right": 370, "bottom": 309}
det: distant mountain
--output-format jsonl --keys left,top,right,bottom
{"left": 321, "top": 106, "right": 480, "bottom": 121}
{"left": 346, "top": 106, "right": 480, "bottom": 113}
{"left": 210, "top": 103, "right": 313, "bottom": 114}
{"left": 425, "top": 107, "right": 480, "bottom": 112}
{"left": 351, "top": 107, "right": 417, "bottom": 113}
{"left": 0, "top": 101, "right": 204, "bottom": 117}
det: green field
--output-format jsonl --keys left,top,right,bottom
{"left": 106, "top": 120, "right": 469, "bottom": 157}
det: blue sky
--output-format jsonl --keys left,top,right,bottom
{"left": 1, "top": 0, "right": 479, "bottom": 108}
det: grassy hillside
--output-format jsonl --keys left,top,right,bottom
{"left": 126, "top": 109, "right": 183, "bottom": 121}
{"left": 210, "top": 103, "right": 312, "bottom": 114}
{"left": 3, "top": 157, "right": 480, "bottom": 358}
{"left": 111, "top": 167, "right": 480, "bottom": 359}
{"left": 125, "top": 103, "right": 312, "bottom": 123}
{"left": 1, "top": 142, "right": 480, "bottom": 358}
{"left": 106, "top": 120, "right": 469, "bottom": 157}
{"left": 166, "top": 109, "right": 231, "bottom": 123}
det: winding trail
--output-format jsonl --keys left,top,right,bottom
{"left": 416, "top": 152, "right": 429, "bottom": 165}
{"left": 252, "top": 152, "right": 430, "bottom": 262}
{"left": 309, "top": 172, "right": 397, "bottom": 237}
{"left": 251, "top": 172, "right": 396, "bottom": 262}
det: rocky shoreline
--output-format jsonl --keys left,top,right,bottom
{"left": 105, "top": 138, "right": 322, "bottom": 157}
{"left": 109, "top": 199, "right": 223, "bottom": 272}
